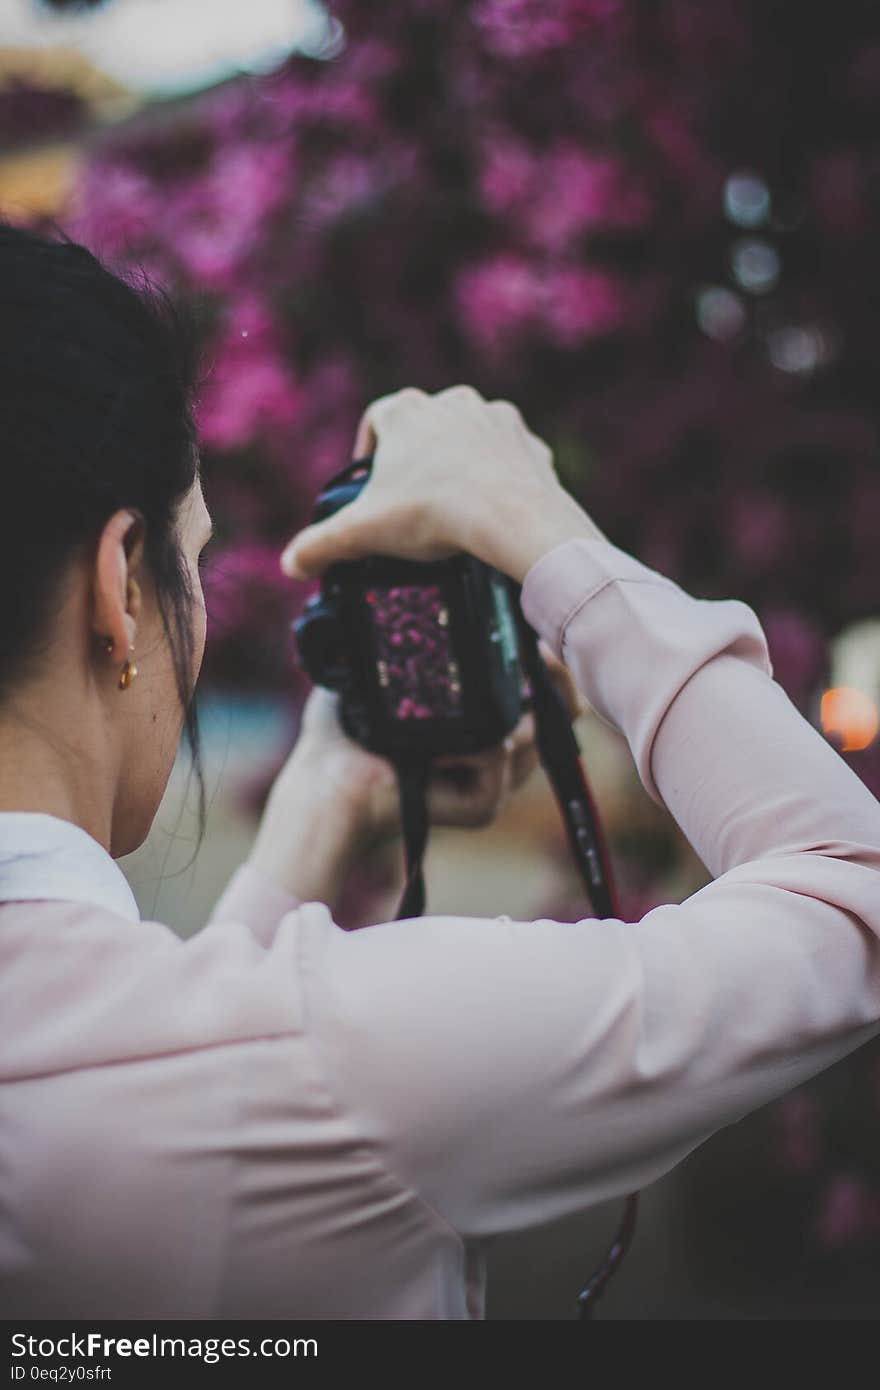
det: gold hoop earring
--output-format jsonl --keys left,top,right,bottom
{"left": 103, "top": 637, "right": 138, "bottom": 690}
{"left": 119, "top": 646, "right": 138, "bottom": 691}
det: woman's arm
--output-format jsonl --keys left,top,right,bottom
{"left": 294, "top": 532, "right": 880, "bottom": 1236}
{"left": 267, "top": 386, "right": 880, "bottom": 1237}
{"left": 208, "top": 680, "right": 556, "bottom": 944}
{"left": 205, "top": 716, "right": 367, "bottom": 944}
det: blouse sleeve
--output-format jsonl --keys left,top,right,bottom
{"left": 207, "top": 860, "right": 302, "bottom": 949}
{"left": 293, "top": 537, "right": 880, "bottom": 1238}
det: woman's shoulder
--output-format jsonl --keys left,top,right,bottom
{"left": 0, "top": 896, "right": 318, "bottom": 1084}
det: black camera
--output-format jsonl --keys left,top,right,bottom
{"left": 293, "top": 457, "right": 530, "bottom": 759}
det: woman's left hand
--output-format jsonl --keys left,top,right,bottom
{"left": 291, "top": 645, "right": 585, "bottom": 850}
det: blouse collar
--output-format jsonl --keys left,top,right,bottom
{"left": 0, "top": 812, "right": 141, "bottom": 923}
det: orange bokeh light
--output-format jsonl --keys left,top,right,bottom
{"left": 820, "top": 686, "right": 879, "bottom": 752}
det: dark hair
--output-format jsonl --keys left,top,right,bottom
{"left": 0, "top": 220, "right": 206, "bottom": 852}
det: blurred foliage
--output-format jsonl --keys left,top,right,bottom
{"left": 41, "top": 1, "right": 878, "bottom": 752}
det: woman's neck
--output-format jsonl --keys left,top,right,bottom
{"left": 0, "top": 690, "right": 115, "bottom": 852}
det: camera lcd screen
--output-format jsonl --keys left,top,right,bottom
{"left": 365, "top": 584, "right": 463, "bottom": 720}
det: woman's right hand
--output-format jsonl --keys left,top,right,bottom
{"left": 280, "top": 385, "right": 609, "bottom": 585}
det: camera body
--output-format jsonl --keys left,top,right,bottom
{"left": 292, "top": 459, "right": 528, "bottom": 757}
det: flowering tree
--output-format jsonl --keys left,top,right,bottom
{"left": 44, "top": 0, "right": 880, "bottom": 1284}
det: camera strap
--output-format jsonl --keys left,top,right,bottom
{"left": 390, "top": 599, "right": 617, "bottom": 924}
{"left": 393, "top": 756, "right": 430, "bottom": 919}
{"left": 313, "top": 455, "right": 610, "bottom": 918}
{"left": 511, "top": 596, "right": 617, "bottom": 920}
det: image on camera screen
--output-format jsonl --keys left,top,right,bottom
{"left": 365, "top": 584, "right": 463, "bottom": 720}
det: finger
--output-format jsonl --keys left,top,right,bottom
{"left": 354, "top": 387, "right": 429, "bottom": 459}
{"left": 502, "top": 712, "right": 540, "bottom": 790}
{"left": 488, "top": 398, "right": 524, "bottom": 429}
{"left": 353, "top": 412, "right": 376, "bottom": 459}
{"left": 510, "top": 741, "right": 539, "bottom": 789}
{"left": 432, "top": 384, "right": 485, "bottom": 410}
{"left": 280, "top": 497, "right": 375, "bottom": 578}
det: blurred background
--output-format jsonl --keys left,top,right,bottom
{"left": 2, "top": 0, "right": 878, "bottom": 1319}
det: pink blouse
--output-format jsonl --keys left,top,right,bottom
{"left": 1, "top": 536, "right": 879, "bottom": 1319}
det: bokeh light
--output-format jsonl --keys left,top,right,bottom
{"left": 723, "top": 171, "right": 771, "bottom": 228}
{"left": 820, "top": 686, "right": 879, "bottom": 752}
{"left": 731, "top": 237, "right": 781, "bottom": 294}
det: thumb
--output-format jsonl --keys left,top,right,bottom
{"left": 280, "top": 501, "right": 374, "bottom": 579}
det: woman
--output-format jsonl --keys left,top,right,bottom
{"left": 1, "top": 223, "right": 879, "bottom": 1320}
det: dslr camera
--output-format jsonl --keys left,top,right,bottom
{"left": 292, "top": 457, "right": 530, "bottom": 759}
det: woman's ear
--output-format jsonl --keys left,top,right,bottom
{"left": 92, "top": 509, "right": 145, "bottom": 656}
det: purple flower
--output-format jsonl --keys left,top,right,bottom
{"left": 161, "top": 142, "right": 290, "bottom": 289}
{"left": 455, "top": 255, "right": 624, "bottom": 353}
{"left": 201, "top": 541, "right": 295, "bottom": 643}
{"left": 301, "top": 153, "right": 382, "bottom": 226}
{"left": 528, "top": 146, "right": 651, "bottom": 251}
{"left": 68, "top": 160, "right": 160, "bottom": 260}
{"left": 542, "top": 265, "right": 626, "bottom": 345}
{"left": 196, "top": 331, "right": 302, "bottom": 451}
{"left": 479, "top": 134, "right": 538, "bottom": 214}
{"left": 221, "top": 290, "right": 280, "bottom": 348}
{"left": 473, "top": 0, "right": 624, "bottom": 59}
{"left": 300, "top": 145, "right": 419, "bottom": 228}
{"left": 199, "top": 80, "right": 261, "bottom": 141}
{"left": 479, "top": 138, "right": 650, "bottom": 253}
{"left": 454, "top": 254, "right": 546, "bottom": 352}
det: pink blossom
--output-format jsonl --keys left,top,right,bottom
{"left": 161, "top": 143, "right": 290, "bottom": 289}
{"left": 473, "top": 0, "right": 624, "bottom": 59}
{"left": 196, "top": 334, "right": 301, "bottom": 451}
{"left": 479, "top": 138, "right": 650, "bottom": 252}
{"left": 200, "top": 80, "right": 262, "bottom": 142}
{"left": 220, "top": 291, "right": 279, "bottom": 348}
{"left": 298, "top": 142, "right": 421, "bottom": 231}
{"left": 455, "top": 255, "right": 624, "bottom": 352}
{"left": 542, "top": 265, "right": 626, "bottom": 345}
{"left": 454, "top": 254, "right": 545, "bottom": 351}
{"left": 344, "top": 37, "right": 402, "bottom": 86}
{"left": 479, "top": 134, "right": 537, "bottom": 215}
{"left": 266, "top": 79, "right": 377, "bottom": 131}
{"left": 528, "top": 146, "right": 651, "bottom": 251}
{"left": 68, "top": 161, "right": 159, "bottom": 259}
{"left": 300, "top": 153, "right": 382, "bottom": 227}
{"left": 201, "top": 541, "right": 294, "bottom": 644}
